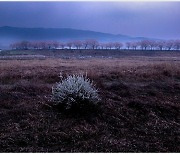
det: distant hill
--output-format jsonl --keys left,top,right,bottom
{"left": 0, "top": 26, "right": 155, "bottom": 49}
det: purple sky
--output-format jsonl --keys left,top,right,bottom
{"left": 0, "top": 2, "right": 180, "bottom": 39}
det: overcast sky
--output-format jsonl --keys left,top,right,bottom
{"left": 0, "top": 2, "right": 180, "bottom": 39}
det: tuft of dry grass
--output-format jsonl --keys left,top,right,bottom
{"left": 0, "top": 58, "right": 180, "bottom": 152}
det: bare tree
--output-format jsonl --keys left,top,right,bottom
{"left": 52, "top": 41, "right": 59, "bottom": 49}
{"left": 148, "top": 40, "right": 156, "bottom": 50}
{"left": 173, "top": 40, "right": 180, "bottom": 50}
{"left": 10, "top": 41, "right": 58, "bottom": 50}
{"left": 10, "top": 43, "right": 19, "bottom": 49}
{"left": 165, "top": 40, "right": 174, "bottom": 50}
{"left": 20, "top": 41, "right": 30, "bottom": 50}
{"left": 29, "top": 41, "right": 38, "bottom": 49}
{"left": 156, "top": 41, "right": 165, "bottom": 50}
{"left": 36, "top": 41, "right": 42, "bottom": 49}
{"left": 139, "top": 40, "right": 150, "bottom": 50}
{"left": 66, "top": 41, "right": 73, "bottom": 49}
{"left": 73, "top": 40, "right": 82, "bottom": 49}
{"left": 10, "top": 41, "right": 31, "bottom": 50}
{"left": 94, "top": 42, "right": 100, "bottom": 49}
{"left": 99, "top": 43, "right": 105, "bottom": 49}
{"left": 59, "top": 42, "right": 65, "bottom": 49}
{"left": 83, "top": 40, "right": 90, "bottom": 49}
{"left": 46, "top": 41, "right": 51, "bottom": 49}
{"left": 126, "top": 42, "right": 131, "bottom": 50}
{"left": 107, "top": 42, "right": 114, "bottom": 49}
{"left": 39, "top": 41, "right": 46, "bottom": 49}
{"left": 130, "top": 42, "right": 138, "bottom": 50}
{"left": 114, "top": 42, "right": 123, "bottom": 50}
{"left": 88, "top": 39, "right": 99, "bottom": 49}
{"left": 104, "top": 43, "right": 109, "bottom": 49}
{"left": 119, "top": 42, "right": 124, "bottom": 49}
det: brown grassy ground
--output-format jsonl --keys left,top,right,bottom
{"left": 0, "top": 57, "right": 180, "bottom": 152}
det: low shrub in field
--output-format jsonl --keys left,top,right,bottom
{"left": 52, "top": 74, "right": 100, "bottom": 112}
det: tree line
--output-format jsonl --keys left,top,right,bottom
{"left": 10, "top": 39, "right": 180, "bottom": 50}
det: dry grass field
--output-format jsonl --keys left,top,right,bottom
{"left": 0, "top": 55, "right": 180, "bottom": 152}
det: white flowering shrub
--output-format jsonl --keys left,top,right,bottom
{"left": 52, "top": 74, "right": 100, "bottom": 110}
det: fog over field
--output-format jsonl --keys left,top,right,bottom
{"left": 0, "top": 2, "right": 180, "bottom": 49}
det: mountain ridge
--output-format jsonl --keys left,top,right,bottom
{"left": 0, "top": 26, "right": 156, "bottom": 49}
